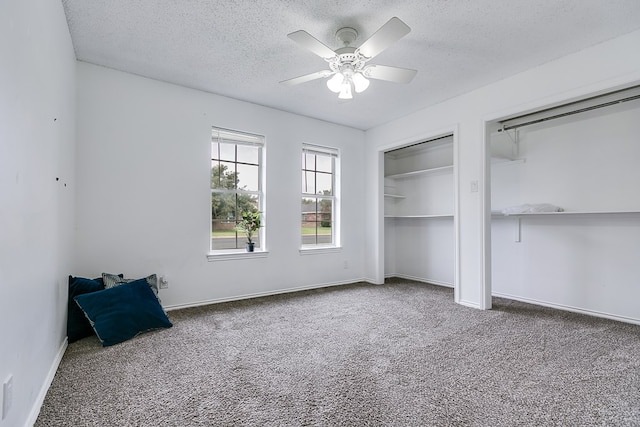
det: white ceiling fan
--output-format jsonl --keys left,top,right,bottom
{"left": 281, "top": 17, "right": 418, "bottom": 100}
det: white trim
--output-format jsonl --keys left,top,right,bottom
{"left": 207, "top": 250, "right": 269, "bottom": 261}
{"left": 385, "top": 274, "right": 454, "bottom": 288}
{"left": 210, "top": 126, "right": 266, "bottom": 253}
{"left": 480, "top": 120, "right": 492, "bottom": 310}
{"left": 492, "top": 291, "right": 640, "bottom": 326}
{"left": 26, "top": 338, "right": 68, "bottom": 427}
{"left": 301, "top": 143, "right": 340, "bottom": 248}
{"left": 376, "top": 126, "right": 457, "bottom": 152}
{"left": 377, "top": 124, "right": 461, "bottom": 306}
{"left": 302, "top": 143, "right": 339, "bottom": 157}
{"left": 211, "top": 188, "right": 261, "bottom": 196}
{"left": 498, "top": 84, "right": 640, "bottom": 131}
{"left": 483, "top": 74, "right": 640, "bottom": 128}
{"left": 384, "top": 214, "right": 453, "bottom": 219}
{"left": 458, "top": 299, "right": 482, "bottom": 309}
{"left": 452, "top": 126, "right": 461, "bottom": 305}
{"left": 163, "top": 278, "right": 367, "bottom": 311}
{"left": 211, "top": 126, "right": 265, "bottom": 147}
{"left": 299, "top": 246, "right": 342, "bottom": 255}
{"left": 491, "top": 210, "right": 640, "bottom": 216}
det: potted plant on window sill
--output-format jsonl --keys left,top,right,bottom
{"left": 235, "top": 211, "right": 262, "bottom": 252}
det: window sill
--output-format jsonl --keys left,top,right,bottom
{"left": 299, "top": 246, "right": 342, "bottom": 255}
{"left": 207, "top": 250, "right": 269, "bottom": 262}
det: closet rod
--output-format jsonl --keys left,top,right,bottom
{"left": 498, "top": 85, "right": 640, "bottom": 131}
{"left": 385, "top": 133, "right": 453, "bottom": 155}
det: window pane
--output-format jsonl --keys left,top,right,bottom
{"left": 302, "top": 153, "right": 315, "bottom": 171}
{"left": 301, "top": 196, "right": 317, "bottom": 245}
{"left": 301, "top": 197, "right": 333, "bottom": 245}
{"left": 211, "top": 161, "right": 221, "bottom": 188}
{"left": 301, "top": 197, "right": 317, "bottom": 222}
{"left": 236, "top": 163, "right": 259, "bottom": 192}
{"left": 211, "top": 161, "right": 237, "bottom": 189}
{"left": 236, "top": 194, "right": 259, "bottom": 220}
{"left": 211, "top": 220, "right": 239, "bottom": 250}
{"left": 318, "top": 221, "right": 332, "bottom": 245}
{"left": 211, "top": 142, "right": 235, "bottom": 162}
{"left": 211, "top": 194, "right": 261, "bottom": 250}
{"left": 211, "top": 193, "right": 237, "bottom": 221}
{"left": 316, "top": 155, "right": 332, "bottom": 173}
{"left": 315, "top": 172, "right": 332, "bottom": 195}
{"left": 302, "top": 171, "right": 315, "bottom": 194}
{"left": 237, "top": 145, "right": 259, "bottom": 165}
{"left": 318, "top": 199, "right": 332, "bottom": 219}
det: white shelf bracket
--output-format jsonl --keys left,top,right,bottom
{"left": 514, "top": 217, "right": 522, "bottom": 243}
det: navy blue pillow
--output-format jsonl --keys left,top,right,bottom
{"left": 74, "top": 278, "right": 172, "bottom": 347}
{"left": 67, "top": 276, "right": 105, "bottom": 343}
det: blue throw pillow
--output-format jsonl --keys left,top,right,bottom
{"left": 67, "top": 276, "right": 105, "bottom": 343}
{"left": 102, "top": 272, "right": 160, "bottom": 300}
{"left": 74, "top": 278, "right": 172, "bottom": 347}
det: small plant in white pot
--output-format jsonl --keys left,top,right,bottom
{"left": 235, "top": 211, "right": 262, "bottom": 252}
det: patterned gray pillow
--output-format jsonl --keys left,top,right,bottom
{"left": 102, "top": 273, "right": 159, "bottom": 297}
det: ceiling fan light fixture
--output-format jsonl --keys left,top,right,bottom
{"left": 283, "top": 17, "right": 416, "bottom": 100}
{"left": 352, "top": 72, "right": 370, "bottom": 93}
{"left": 338, "top": 80, "right": 353, "bottom": 99}
{"left": 327, "top": 73, "right": 344, "bottom": 93}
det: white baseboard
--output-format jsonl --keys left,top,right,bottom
{"left": 457, "top": 299, "right": 483, "bottom": 309}
{"left": 385, "top": 273, "right": 454, "bottom": 288}
{"left": 492, "top": 291, "right": 640, "bottom": 326}
{"left": 164, "top": 278, "right": 369, "bottom": 311}
{"left": 25, "top": 338, "right": 67, "bottom": 427}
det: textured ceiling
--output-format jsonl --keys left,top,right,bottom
{"left": 61, "top": 1, "right": 640, "bottom": 130}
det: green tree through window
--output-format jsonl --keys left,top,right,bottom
{"left": 211, "top": 164, "right": 257, "bottom": 222}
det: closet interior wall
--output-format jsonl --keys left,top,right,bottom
{"left": 384, "top": 137, "right": 455, "bottom": 287}
{"left": 490, "top": 97, "right": 640, "bottom": 323}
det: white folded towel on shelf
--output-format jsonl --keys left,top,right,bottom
{"left": 500, "top": 203, "right": 564, "bottom": 215}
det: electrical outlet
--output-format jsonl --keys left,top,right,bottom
{"left": 470, "top": 180, "right": 479, "bottom": 192}
{"left": 2, "top": 375, "right": 13, "bottom": 420}
{"left": 343, "top": 260, "right": 349, "bottom": 269}
{"left": 159, "top": 276, "right": 169, "bottom": 289}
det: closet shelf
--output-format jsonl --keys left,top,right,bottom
{"left": 492, "top": 210, "right": 640, "bottom": 217}
{"left": 385, "top": 165, "right": 453, "bottom": 180}
{"left": 385, "top": 214, "right": 453, "bottom": 219}
{"left": 384, "top": 193, "right": 406, "bottom": 199}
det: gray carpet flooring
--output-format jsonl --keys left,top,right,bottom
{"left": 36, "top": 279, "right": 640, "bottom": 426}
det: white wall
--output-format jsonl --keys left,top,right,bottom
{"left": 0, "top": 0, "right": 76, "bottom": 425}
{"left": 491, "top": 100, "right": 640, "bottom": 322}
{"left": 75, "top": 63, "right": 366, "bottom": 308}
{"left": 364, "top": 29, "right": 640, "bottom": 311}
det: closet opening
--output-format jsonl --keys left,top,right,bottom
{"left": 382, "top": 132, "right": 458, "bottom": 299}
{"left": 484, "top": 84, "right": 640, "bottom": 323}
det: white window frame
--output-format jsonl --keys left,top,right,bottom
{"left": 300, "top": 143, "right": 341, "bottom": 253}
{"left": 208, "top": 127, "right": 266, "bottom": 261}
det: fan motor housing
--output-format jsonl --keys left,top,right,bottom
{"left": 335, "top": 27, "right": 358, "bottom": 46}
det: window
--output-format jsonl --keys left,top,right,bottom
{"left": 211, "top": 127, "right": 264, "bottom": 252}
{"left": 301, "top": 144, "right": 339, "bottom": 248}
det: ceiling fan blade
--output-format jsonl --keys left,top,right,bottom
{"left": 280, "top": 70, "right": 332, "bottom": 86}
{"left": 364, "top": 65, "right": 417, "bottom": 83}
{"left": 357, "top": 17, "right": 411, "bottom": 59}
{"left": 288, "top": 30, "right": 337, "bottom": 59}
